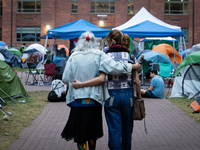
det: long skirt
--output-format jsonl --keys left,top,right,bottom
{"left": 61, "top": 106, "right": 103, "bottom": 143}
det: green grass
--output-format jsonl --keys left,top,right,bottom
{"left": 13, "top": 67, "right": 45, "bottom": 74}
{"left": 0, "top": 91, "right": 49, "bottom": 150}
{"left": 168, "top": 97, "right": 200, "bottom": 123}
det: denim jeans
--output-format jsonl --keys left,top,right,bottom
{"left": 104, "top": 88, "right": 134, "bottom": 150}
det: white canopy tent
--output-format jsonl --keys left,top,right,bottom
{"left": 113, "top": 7, "right": 186, "bottom": 63}
{"left": 113, "top": 7, "right": 181, "bottom": 31}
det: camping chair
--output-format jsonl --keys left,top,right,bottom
{"left": 25, "top": 63, "right": 44, "bottom": 85}
{"left": 44, "top": 63, "right": 56, "bottom": 82}
{"left": 139, "top": 61, "right": 151, "bottom": 86}
{"left": 158, "top": 63, "right": 173, "bottom": 97}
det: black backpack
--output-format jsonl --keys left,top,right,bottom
{"left": 47, "top": 82, "right": 60, "bottom": 102}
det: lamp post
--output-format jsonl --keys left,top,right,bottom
{"left": 11, "top": 0, "right": 13, "bottom": 47}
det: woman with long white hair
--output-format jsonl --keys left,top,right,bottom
{"left": 61, "top": 31, "right": 140, "bottom": 150}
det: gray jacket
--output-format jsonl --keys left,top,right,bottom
{"left": 62, "top": 49, "right": 132, "bottom": 105}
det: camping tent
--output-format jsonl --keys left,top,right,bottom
{"left": 170, "top": 51, "right": 200, "bottom": 99}
{"left": 0, "top": 41, "right": 8, "bottom": 49}
{"left": 151, "top": 44, "right": 181, "bottom": 64}
{"left": 190, "top": 43, "right": 200, "bottom": 53}
{"left": 0, "top": 60, "right": 27, "bottom": 99}
{"left": 114, "top": 7, "right": 181, "bottom": 31}
{"left": 9, "top": 48, "right": 22, "bottom": 57}
{"left": 0, "top": 48, "right": 22, "bottom": 67}
{"left": 23, "top": 43, "right": 47, "bottom": 54}
{"left": 47, "top": 19, "right": 111, "bottom": 39}
{"left": 141, "top": 51, "right": 172, "bottom": 64}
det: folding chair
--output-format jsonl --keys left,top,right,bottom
{"left": 26, "top": 63, "right": 44, "bottom": 85}
{"left": 44, "top": 63, "right": 56, "bottom": 82}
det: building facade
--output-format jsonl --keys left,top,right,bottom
{"left": 0, "top": 0, "right": 199, "bottom": 48}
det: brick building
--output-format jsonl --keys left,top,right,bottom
{"left": 0, "top": 0, "right": 199, "bottom": 48}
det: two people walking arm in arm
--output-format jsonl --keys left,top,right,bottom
{"left": 72, "top": 63, "right": 141, "bottom": 89}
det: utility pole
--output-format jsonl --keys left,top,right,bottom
{"left": 11, "top": 0, "right": 13, "bottom": 47}
{"left": 192, "top": 0, "right": 194, "bottom": 45}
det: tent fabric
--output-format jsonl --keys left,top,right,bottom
{"left": 114, "top": 7, "right": 181, "bottom": 31}
{"left": 151, "top": 44, "right": 181, "bottom": 64}
{"left": 47, "top": 19, "right": 111, "bottom": 39}
{"left": 0, "top": 48, "right": 16, "bottom": 64}
{"left": 26, "top": 52, "right": 43, "bottom": 65}
{"left": 136, "top": 49, "right": 151, "bottom": 60}
{"left": 0, "top": 41, "right": 8, "bottom": 49}
{"left": 170, "top": 64, "right": 200, "bottom": 99}
{"left": 57, "top": 45, "right": 69, "bottom": 56}
{"left": 0, "top": 60, "right": 27, "bottom": 99}
{"left": 175, "top": 51, "right": 200, "bottom": 76}
{"left": 190, "top": 43, "right": 200, "bottom": 52}
{"left": 140, "top": 37, "right": 179, "bottom": 51}
{"left": 0, "top": 53, "right": 5, "bottom": 61}
{"left": 9, "top": 48, "right": 22, "bottom": 56}
{"left": 121, "top": 20, "right": 183, "bottom": 38}
{"left": 142, "top": 51, "right": 172, "bottom": 63}
{"left": 23, "top": 43, "right": 47, "bottom": 54}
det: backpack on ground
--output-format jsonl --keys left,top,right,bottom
{"left": 189, "top": 97, "right": 200, "bottom": 113}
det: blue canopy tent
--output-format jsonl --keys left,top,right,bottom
{"left": 121, "top": 20, "right": 183, "bottom": 38}
{"left": 47, "top": 19, "right": 111, "bottom": 39}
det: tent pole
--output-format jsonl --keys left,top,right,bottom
{"left": 172, "top": 39, "right": 176, "bottom": 63}
{"left": 38, "top": 35, "right": 48, "bottom": 86}
{"left": 51, "top": 37, "right": 55, "bottom": 54}
{"left": 182, "top": 36, "right": 187, "bottom": 59}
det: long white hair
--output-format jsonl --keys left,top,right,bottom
{"left": 73, "top": 31, "right": 99, "bottom": 52}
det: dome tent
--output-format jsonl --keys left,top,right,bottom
{"left": 0, "top": 60, "right": 27, "bottom": 99}
{"left": 170, "top": 51, "right": 200, "bottom": 99}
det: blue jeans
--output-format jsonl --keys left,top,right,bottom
{"left": 104, "top": 88, "right": 134, "bottom": 150}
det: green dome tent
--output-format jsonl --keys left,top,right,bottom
{"left": 8, "top": 48, "right": 22, "bottom": 57}
{"left": 170, "top": 51, "right": 200, "bottom": 99}
{"left": 0, "top": 60, "right": 27, "bottom": 99}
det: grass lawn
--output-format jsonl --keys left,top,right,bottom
{"left": 0, "top": 91, "right": 49, "bottom": 150}
{"left": 168, "top": 97, "right": 200, "bottom": 123}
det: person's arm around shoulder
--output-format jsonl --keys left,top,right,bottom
{"left": 72, "top": 72, "right": 106, "bottom": 89}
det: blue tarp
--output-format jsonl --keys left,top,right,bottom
{"left": 47, "top": 19, "right": 111, "bottom": 39}
{"left": 121, "top": 20, "right": 183, "bottom": 38}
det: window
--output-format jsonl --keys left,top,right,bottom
{"left": 165, "top": 0, "right": 188, "bottom": 15}
{"left": 91, "top": 0, "right": 115, "bottom": 14}
{"left": 17, "top": 0, "right": 41, "bottom": 13}
{"left": 71, "top": 0, "right": 78, "bottom": 13}
{"left": 182, "top": 28, "right": 188, "bottom": 44}
{"left": 127, "top": 0, "right": 134, "bottom": 14}
{"left": 16, "top": 27, "right": 40, "bottom": 42}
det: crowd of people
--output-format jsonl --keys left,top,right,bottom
{"left": 61, "top": 30, "right": 165, "bottom": 150}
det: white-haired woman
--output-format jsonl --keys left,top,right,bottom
{"left": 61, "top": 31, "right": 140, "bottom": 150}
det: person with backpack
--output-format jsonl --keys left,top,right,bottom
{"left": 20, "top": 43, "right": 26, "bottom": 53}
{"left": 61, "top": 31, "right": 141, "bottom": 150}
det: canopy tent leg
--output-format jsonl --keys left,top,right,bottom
{"left": 38, "top": 35, "right": 48, "bottom": 86}
{"left": 172, "top": 39, "right": 176, "bottom": 63}
{"left": 183, "top": 36, "right": 187, "bottom": 57}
